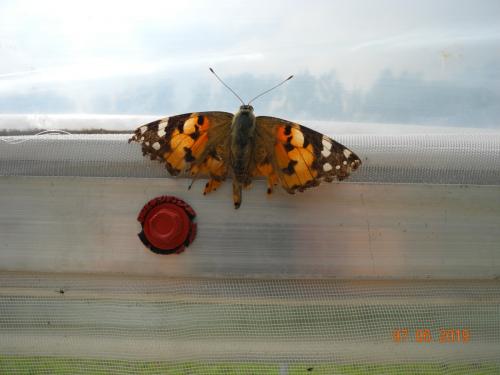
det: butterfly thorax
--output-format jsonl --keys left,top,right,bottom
{"left": 230, "top": 105, "right": 256, "bottom": 184}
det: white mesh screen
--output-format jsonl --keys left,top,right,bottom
{"left": 1, "top": 132, "right": 500, "bottom": 185}
{"left": 1, "top": 274, "right": 499, "bottom": 374}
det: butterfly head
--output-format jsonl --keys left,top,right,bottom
{"left": 239, "top": 104, "right": 254, "bottom": 113}
{"left": 234, "top": 105, "right": 256, "bottom": 125}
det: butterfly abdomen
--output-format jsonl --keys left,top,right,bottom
{"left": 230, "top": 109, "right": 256, "bottom": 185}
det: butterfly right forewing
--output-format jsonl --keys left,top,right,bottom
{"left": 254, "top": 116, "right": 361, "bottom": 193}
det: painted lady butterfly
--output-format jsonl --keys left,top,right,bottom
{"left": 129, "top": 70, "right": 362, "bottom": 208}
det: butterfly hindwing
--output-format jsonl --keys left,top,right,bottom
{"left": 254, "top": 116, "right": 362, "bottom": 194}
{"left": 129, "top": 112, "right": 233, "bottom": 190}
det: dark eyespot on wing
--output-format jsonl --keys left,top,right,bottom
{"left": 284, "top": 142, "right": 294, "bottom": 152}
{"left": 302, "top": 137, "right": 310, "bottom": 148}
{"left": 177, "top": 122, "right": 184, "bottom": 133}
{"left": 189, "top": 126, "right": 200, "bottom": 140}
{"left": 183, "top": 147, "right": 195, "bottom": 162}
{"left": 282, "top": 159, "right": 298, "bottom": 175}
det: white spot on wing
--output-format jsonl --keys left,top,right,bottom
{"left": 323, "top": 163, "right": 333, "bottom": 172}
{"left": 343, "top": 149, "right": 352, "bottom": 158}
{"left": 157, "top": 120, "right": 167, "bottom": 137}
{"left": 322, "top": 139, "right": 331, "bottom": 151}
{"left": 321, "top": 148, "right": 331, "bottom": 157}
{"left": 139, "top": 126, "right": 147, "bottom": 134}
{"left": 290, "top": 128, "right": 305, "bottom": 147}
{"left": 335, "top": 165, "right": 341, "bottom": 170}
{"left": 152, "top": 142, "right": 161, "bottom": 150}
{"left": 343, "top": 161, "right": 347, "bottom": 165}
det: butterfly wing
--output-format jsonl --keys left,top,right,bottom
{"left": 254, "top": 116, "right": 362, "bottom": 194}
{"left": 129, "top": 112, "right": 233, "bottom": 192}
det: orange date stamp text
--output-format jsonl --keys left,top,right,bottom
{"left": 392, "top": 328, "right": 470, "bottom": 343}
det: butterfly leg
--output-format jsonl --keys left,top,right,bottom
{"left": 232, "top": 180, "right": 242, "bottom": 209}
{"left": 266, "top": 174, "right": 279, "bottom": 194}
{"left": 203, "top": 178, "right": 222, "bottom": 195}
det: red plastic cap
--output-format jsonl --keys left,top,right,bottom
{"left": 137, "top": 196, "right": 197, "bottom": 254}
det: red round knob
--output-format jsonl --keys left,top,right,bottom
{"left": 137, "top": 196, "right": 197, "bottom": 254}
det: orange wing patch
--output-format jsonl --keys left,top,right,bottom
{"left": 163, "top": 114, "right": 214, "bottom": 175}
{"left": 275, "top": 134, "right": 318, "bottom": 193}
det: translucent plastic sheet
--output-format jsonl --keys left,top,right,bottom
{"left": 1, "top": 177, "right": 499, "bottom": 280}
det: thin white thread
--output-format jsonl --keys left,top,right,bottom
{"left": 0, "top": 129, "right": 72, "bottom": 145}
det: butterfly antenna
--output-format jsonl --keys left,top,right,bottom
{"left": 209, "top": 68, "right": 245, "bottom": 105}
{"left": 248, "top": 75, "right": 294, "bottom": 105}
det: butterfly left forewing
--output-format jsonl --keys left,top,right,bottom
{"left": 254, "top": 116, "right": 361, "bottom": 194}
{"left": 129, "top": 112, "right": 233, "bottom": 192}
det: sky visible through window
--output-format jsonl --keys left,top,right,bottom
{"left": 0, "top": 0, "right": 499, "bottom": 128}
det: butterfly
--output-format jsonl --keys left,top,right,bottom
{"left": 129, "top": 69, "right": 362, "bottom": 208}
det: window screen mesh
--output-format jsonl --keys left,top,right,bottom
{"left": 1, "top": 131, "right": 499, "bottom": 184}
{"left": 1, "top": 274, "right": 499, "bottom": 374}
